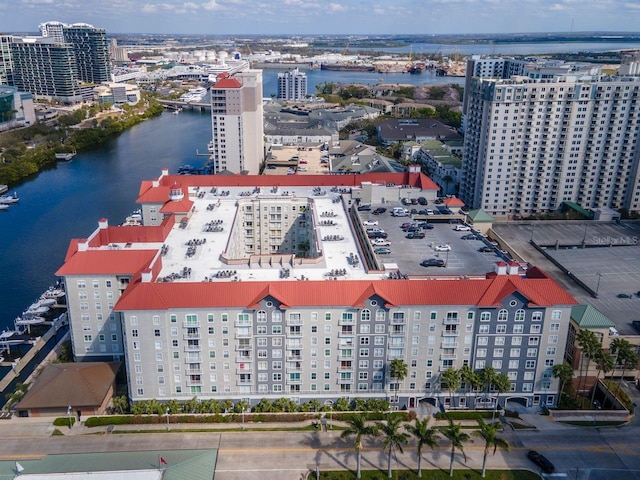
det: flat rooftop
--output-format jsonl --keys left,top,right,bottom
{"left": 492, "top": 221, "right": 640, "bottom": 333}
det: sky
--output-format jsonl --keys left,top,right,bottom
{"left": 1, "top": 0, "right": 639, "bottom": 35}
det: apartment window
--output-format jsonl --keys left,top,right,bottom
{"left": 497, "top": 309, "right": 508, "bottom": 322}
{"left": 496, "top": 325, "right": 507, "bottom": 334}
{"left": 480, "top": 312, "right": 491, "bottom": 322}
{"left": 514, "top": 310, "right": 525, "bottom": 322}
{"left": 550, "top": 323, "right": 560, "bottom": 332}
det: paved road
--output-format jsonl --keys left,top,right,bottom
{"left": 1, "top": 416, "right": 640, "bottom": 480}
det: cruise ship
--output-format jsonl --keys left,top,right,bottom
{"left": 179, "top": 87, "right": 208, "bottom": 102}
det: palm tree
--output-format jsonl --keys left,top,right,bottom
{"left": 610, "top": 338, "right": 639, "bottom": 387}
{"left": 389, "top": 358, "right": 408, "bottom": 401}
{"left": 575, "top": 329, "right": 600, "bottom": 402}
{"left": 590, "top": 350, "right": 614, "bottom": 407}
{"left": 552, "top": 363, "right": 574, "bottom": 402}
{"left": 441, "top": 417, "right": 469, "bottom": 477}
{"left": 492, "top": 373, "right": 511, "bottom": 421}
{"left": 478, "top": 366, "right": 496, "bottom": 409}
{"left": 377, "top": 413, "right": 409, "bottom": 478}
{"left": 405, "top": 417, "right": 439, "bottom": 477}
{"left": 473, "top": 418, "right": 509, "bottom": 478}
{"left": 340, "top": 414, "right": 379, "bottom": 478}
{"left": 460, "top": 365, "right": 478, "bottom": 409}
{"left": 441, "top": 368, "right": 461, "bottom": 409}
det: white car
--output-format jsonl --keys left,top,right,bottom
{"left": 434, "top": 244, "right": 451, "bottom": 252}
{"left": 363, "top": 220, "right": 379, "bottom": 226}
{"left": 371, "top": 238, "right": 391, "bottom": 246}
{"left": 454, "top": 224, "right": 471, "bottom": 231}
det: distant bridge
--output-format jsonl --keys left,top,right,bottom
{"left": 158, "top": 99, "right": 210, "bottom": 111}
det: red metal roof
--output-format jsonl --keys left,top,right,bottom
{"left": 160, "top": 198, "right": 194, "bottom": 213}
{"left": 56, "top": 249, "right": 157, "bottom": 276}
{"left": 444, "top": 197, "right": 465, "bottom": 207}
{"left": 115, "top": 273, "right": 576, "bottom": 312}
{"left": 213, "top": 78, "right": 242, "bottom": 89}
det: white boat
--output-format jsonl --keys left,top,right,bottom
{"left": 0, "top": 193, "right": 19, "bottom": 204}
{"left": 15, "top": 315, "right": 46, "bottom": 326}
{"left": 42, "top": 286, "right": 65, "bottom": 299}
{"left": 25, "top": 303, "right": 49, "bottom": 315}
{"left": 37, "top": 297, "right": 56, "bottom": 308}
{"left": 0, "top": 204, "right": 8, "bottom": 211}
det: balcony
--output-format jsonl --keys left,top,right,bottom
{"left": 390, "top": 317, "right": 406, "bottom": 325}
{"left": 185, "top": 367, "right": 202, "bottom": 375}
{"left": 235, "top": 332, "right": 252, "bottom": 339}
{"left": 339, "top": 330, "right": 354, "bottom": 337}
{"left": 338, "top": 341, "right": 354, "bottom": 349}
{"left": 236, "top": 366, "right": 253, "bottom": 374}
{"left": 186, "top": 380, "right": 203, "bottom": 387}
{"left": 184, "top": 356, "right": 202, "bottom": 364}
{"left": 441, "top": 342, "right": 458, "bottom": 349}
{"left": 236, "top": 356, "right": 253, "bottom": 363}
{"left": 338, "top": 354, "right": 355, "bottom": 361}
{"left": 236, "top": 379, "right": 253, "bottom": 386}
{"left": 442, "top": 330, "right": 459, "bottom": 337}
{"left": 183, "top": 333, "right": 200, "bottom": 340}
{"left": 338, "top": 318, "right": 355, "bottom": 326}
{"left": 286, "top": 366, "right": 302, "bottom": 373}
{"left": 444, "top": 318, "right": 460, "bottom": 325}
{"left": 183, "top": 321, "right": 199, "bottom": 328}
{"left": 184, "top": 344, "right": 201, "bottom": 352}
{"left": 286, "top": 355, "right": 303, "bottom": 362}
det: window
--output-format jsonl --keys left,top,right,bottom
{"left": 514, "top": 310, "right": 525, "bottom": 322}
{"left": 513, "top": 324, "right": 524, "bottom": 334}
{"left": 497, "top": 309, "right": 508, "bottom": 322}
{"left": 257, "top": 311, "right": 267, "bottom": 322}
{"left": 545, "top": 358, "right": 555, "bottom": 367}
{"left": 359, "top": 348, "right": 369, "bottom": 357}
{"left": 512, "top": 336, "right": 522, "bottom": 345}
{"left": 477, "top": 348, "right": 487, "bottom": 357}
{"left": 551, "top": 310, "right": 562, "bottom": 320}
{"left": 525, "top": 360, "right": 536, "bottom": 369}
{"left": 528, "top": 337, "right": 539, "bottom": 346}
{"left": 549, "top": 335, "right": 558, "bottom": 344}
{"left": 375, "top": 324, "right": 385, "bottom": 333}
{"left": 532, "top": 312, "right": 542, "bottom": 322}
{"left": 480, "top": 312, "right": 491, "bottom": 322}
{"left": 479, "top": 325, "right": 490, "bottom": 333}
{"left": 478, "top": 336, "right": 488, "bottom": 346}
{"left": 530, "top": 324, "right": 541, "bottom": 334}
{"left": 495, "top": 336, "right": 505, "bottom": 346}
{"left": 546, "top": 347, "right": 556, "bottom": 355}
{"left": 376, "top": 310, "right": 386, "bottom": 322}
{"left": 361, "top": 309, "right": 370, "bottom": 321}
{"left": 550, "top": 323, "right": 560, "bottom": 332}
{"left": 324, "top": 313, "right": 331, "bottom": 321}
{"left": 496, "top": 325, "right": 507, "bottom": 333}
{"left": 508, "top": 360, "right": 519, "bottom": 369}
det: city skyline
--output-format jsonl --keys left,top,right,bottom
{"left": 2, "top": 0, "right": 639, "bottom": 36}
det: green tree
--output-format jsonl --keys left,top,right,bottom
{"left": 405, "top": 417, "right": 439, "bottom": 477}
{"left": 611, "top": 338, "right": 639, "bottom": 387}
{"left": 460, "top": 365, "right": 478, "bottom": 408}
{"left": 253, "top": 398, "right": 274, "bottom": 413}
{"left": 492, "top": 373, "right": 511, "bottom": 421}
{"left": 552, "top": 363, "right": 575, "bottom": 400}
{"left": 590, "top": 350, "right": 614, "bottom": 407}
{"left": 473, "top": 418, "right": 509, "bottom": 478}
{"left": 335, "top": 397, "right": 352, "bottom": 411}
{"left": 441, "top": 417, "right": 469, "bottom": 477}
{"left": 111, "top": 395, "right": 129, "bottom": 414}
{"left": 575, "top": 329, "right": 601, "bottom": 404}
{"left": 441, "top": 368, "right": 461, "bottom": 408}
{"left": 234, "top": 400, "right": 250, "bottom": 414}
{"left": 377, "top": 413, "right": 409, "bottom": 478}
{"left": 340, "top": 414, "right": 379, "bottom": 479}
{"left": 389, "top": 358, "right": 408, "bottom": 400}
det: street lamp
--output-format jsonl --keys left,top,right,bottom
{"left": 166, "top": 407, "right": 170, "bottom": 431}
{"left": 329, "top": 405, "right": 332, "bottom": 429}
{"left": 67, "top": 404, "right": 72, "bottom": 429}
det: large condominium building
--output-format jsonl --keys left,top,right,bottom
{"left": 460, "top": 75, "right": 640, "bottom": 218}
{"left": 0, "top": 35, "right": 14, "bottom": 85}
{"left": 10, "top": 37, "right": 82, "bottom": 103}
{"left": 277, "top": 68, "right": 307, "bottom": 101}
{"left": 56, "top": 170, "right": 577, "bottom": 411}
{"left": 209, "top": 70, "right": 264, "bottom": 175}
{"left": 39, "top": 21, "right": 65, "bottom": 43}
{"left": 62, "top": 23, "right": 110, "bottom": 84}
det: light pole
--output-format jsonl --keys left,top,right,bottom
{"left": 595, "top": 272, "right": 602, "bottom": 298}
{"left": 166, "top": 407, "right": 170, "bottom": 431}
{"left": 329, "top": 405, "right": 332, "bottom": 429}
{"left": 67, "top": 405, "right": 72, "bottom": 429}
{"left": 242, "top": 406, "right": 245, "bottom": 430}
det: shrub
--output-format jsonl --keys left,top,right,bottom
{"left": 53, "top": 417, "right": 75, "bottom": 427}
{"left": 435, "top": 411, "right": 494, "bottom": 420}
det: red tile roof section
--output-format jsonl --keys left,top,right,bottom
{"left": 141, "top": 172, "right": 439, "bottom": 192}
{"left": 214, "top": 78, "right": 242, "bottom": 88}
{"left": 444, "top": 197, "right": 465, "bottom": 207}
{"left": 56, "top": 249, "right": 157, "bottom": 276}
{"left": 115, "top": 274, "right": 576, "bottom": 312}
{"left": 160, "top": 198, "right": 194, "bottom": 213}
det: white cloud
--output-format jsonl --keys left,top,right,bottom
{"left": 20, "top": 0, "right": 54, "bottom": 3}
{"left": 202, "top": 0, "right": 220, "bottom": 10}
{"left": 329, "top": 2, "right": 347, "bottom": 11}
{"left": 141, "top": 4, "right": 157, "bottom": 12}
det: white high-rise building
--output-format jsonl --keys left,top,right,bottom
{"left": 38, "top": 21, "right": 65, "bottom": 43}
{"left": 461, "top": 75, "right": 640, "bottom": 218}
{"left": 277, "top": 67, "right": 307, "bottom": 101}
{"left": 209, "top": 70, "right": 264, "bottom": 175}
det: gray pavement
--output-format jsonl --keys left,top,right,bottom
{"left": 1, "top": 412, "right": 640, "bottom": 479}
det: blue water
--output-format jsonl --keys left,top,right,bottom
{"left": 0, "top": 110, "right": 211, "bottom": 331}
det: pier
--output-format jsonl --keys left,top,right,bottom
{"left": 158, "top": 99, "right": 210, "bottom": 111}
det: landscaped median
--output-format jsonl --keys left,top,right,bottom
{"left": 317, "top": 471, "right": 539, "bottom": 479}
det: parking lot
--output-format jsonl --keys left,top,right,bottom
{"left": 355, "top": 203, "right": 506, "bottom": 277}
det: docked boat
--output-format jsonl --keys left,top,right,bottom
{"left": 0, "top": 204, "right": 9, "bottom": 211}
{"left": 25, "top": 302, "right": 50, "bottom": 315}
{"left": 0, "top": 330, "right": 33, "bottom": 354}
{"left": 0, "top": 192, "right": 19, "bottom": 204}
{"left": 55, "top": 151, "right": 76, "bottom": 162}
{"left": 38, "top": 297, "right": 56, "bottom": 308}
{"left": 15, "top": 315, "right": 47, "bottom": 327}
{"left": 42, "top": 286, "right": 65, "bottom": 300}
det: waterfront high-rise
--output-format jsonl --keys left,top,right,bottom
{"left": 39, "top": 21, "right": 65, "bottom": 43}
{"left": 277, "top": 68, "right": 307, "bottom": 101}
{"left": 0, "top": 35, "right": 14, "bottom": 85}
{"left": 62, "top": 23, "right": 111, "bottom": 84}
{"left": 209, "top": 70, "right": 264, "bottom": 175}
{"left": 10, "top": 37, "right": 81, "bottom": 103}
{"left": 460, "top": 74, "right": 640, "bottom": 218}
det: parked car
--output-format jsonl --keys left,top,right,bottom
{"left": 401, "top": 198, "right": 412, "bottom": 206}
{"left": 406, "top": 232, "right": 426, "bottom": 239}
{"left": 418, "top": 222, "right": 435, "bottom": 229}
{"left": 631, "top": 320, "right": 640, "bottom": 334}
{"left": 410, "top": 208, "right": 418, "bottom": 215}
{"left": 434, "top": 244, "right": 451, "bottom": 252}
{"left": 411, "top": 198, "right": 418, "bottom": 205}
{"left": 363, "top": 220, "right": 379, "bottom": 226}
{"left": 527, "top": 450, "right": 554, "bottom": 474}
{"left": 426, "top": 209, "right": 434, "bottom": 215}
{"left": 367, "top": 228, "right": 385, "bottom": 234}
{"left": 372, "top": 207, "right": 387, "bottom": 215}
{"left": 367, "top": 231, "right": 388, "bottom": 239}
{"left": 420, "top": 258, "right": 445, "bottom": 267}
{"left": 374, "top": 247, "right": 391, "bottom": 255}
{"left": 417, "top": 197, "right": 427, "bottom": 205}
{"left": 454, "top": 224, "right": 472, "bottom": 231}
{"left": 405, "top": 225, "right": 421, "bottom": 232}
{"left": 434, "top": 198, "right": 444, "bottom": 204}
{"left": 461, "top": 234, "right": 476, "bottom": 240}
{"left": 617, "top": 293, "right": 632, "bottom": 299}
{"left": 478, "top": 246, "right": 495, "bottom": 253}
{"left": 371, "top": 238, "right": 391, "bottom": 246}
{"left": 267, "top": 165, "right": 276, "bottom": 170}
{"left": 357, "top": 204, "right": 372, "bottom": 211}
{"left": 299, "top": 159, "right": 308, "bottom": 164}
